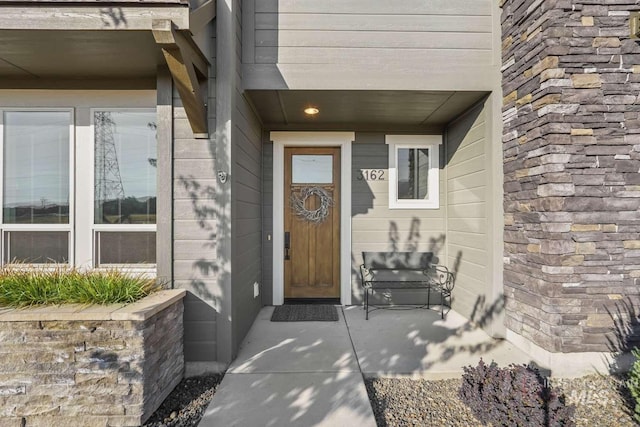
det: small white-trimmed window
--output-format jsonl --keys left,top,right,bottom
{"left": 386, "top": 135, "right": 441, "bottom": 209}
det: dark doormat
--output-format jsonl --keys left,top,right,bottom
{"left": 271, "top": 304, "right": 339, "bottom": 322}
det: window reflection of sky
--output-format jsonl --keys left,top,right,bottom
{"left": 292, "top": 155, "right": 332, "bottom": 184}
{"left": 3, "top": 111, "right": 70, "bottom": 208}
{"left": 3, "top": 111, "right": 157, "bottom": 207}
{"left": 99, "top": 111, "right": 156, "bottom": 199}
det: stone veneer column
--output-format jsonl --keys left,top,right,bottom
{"left": 501, "top": 0, "right": 640, "bottom": 354}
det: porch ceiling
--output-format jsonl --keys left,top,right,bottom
{"left": 246, "top": 90, "right": 488, "bottom": 132}
{"left": 0, "top": 1, "right": 214, "bottom": 134}
{"left": 0, "top": 30, "right": 163, "bottom": 87}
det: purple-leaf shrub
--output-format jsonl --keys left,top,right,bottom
{"left": 459, "top": 359, "right": 575, "bottom": 427}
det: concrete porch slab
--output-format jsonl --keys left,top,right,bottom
{"left": 202, "top": 304, "right": 537, "bottom": 426}
{"left": 227, "top": 306, "right": 359, "bottom": 374}
{"left": 344, "top": 305, "right": 534, "bottom": 379}
{"left": 201, "top": 372, "right": 376, "bottom": 427}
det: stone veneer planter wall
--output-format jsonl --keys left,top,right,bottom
{"left": 501, "top": 0, "right": 640, "bottom": 355}
{"left": 0, "top": 289, "right": 186, "bottom": 427}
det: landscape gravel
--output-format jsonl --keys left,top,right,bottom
{"left": 142, "top": 372, "right": 635, "bottom": 426}
{"left": 143, "top": 374, "right": 223, "bottom": 427}
{"left": 365, "top": 374, "right": 637, "bottom": 427}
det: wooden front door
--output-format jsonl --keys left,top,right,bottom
{"left": 284, "top": 147, "right": 340, "bottom": 298}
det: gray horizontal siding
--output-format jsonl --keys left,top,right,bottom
{"left": 262, "top": 143, "right": 274, "bottom": 305}
{"left": 243, "top": 0, "right": 495, "bottom": 90}
{"left": 230, "top": 45, "right": 263, "bottom": 351}
{"left": 445, "top": 101, "right": 488, "bottom": 320}
{"left": 255, "top": 0, "right": 490, "bottom": 15}
{"left": 174, "top": 159, "right": 217, "bottom": 178}
{"left": 174, "top": 240, "right": 217, "bottom": 261}
{"left": 255, "top": 14, "right": 491, "bottom": 32}
{"left": 351, "top": 132, "right": 447, "bottom": 305}
{"left": 255, "top": 30, "right": 491, "bottom": 50}
{"left": 172, "top": 26, "right": 218, "bottom": 363}
{"left": 254, "top": 47, "right": 492, "bottom": 66}
{"left": 174, "top": 139, "right": 216, "bottom": 159}
{"left": 173, "top": 188, "right": 217, "bottom": 207}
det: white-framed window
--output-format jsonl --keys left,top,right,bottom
{"left": 0, "top": 105, "right": 157, "bottom": 270}
{"left": 91, "top": 109, "right": 157, "bottom": 268}
{"left": 386, "top": 135, "right": 441, "bottom": 209}
{"left": 0, "top": 109, "right": 75, "bottom": 264}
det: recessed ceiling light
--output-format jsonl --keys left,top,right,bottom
{"left": 304, "top": 107, "right": 319, "bottom": 115}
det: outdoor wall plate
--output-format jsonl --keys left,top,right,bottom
{"left": 217, "top": 171, "right": 228, "bottom": 184}
{"left": 631, "top": 12, "right": 640, "bottom": 39}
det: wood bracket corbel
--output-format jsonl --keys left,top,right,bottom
{"left": 153, "top": 19, "right": 209, "bottom": 138}
{"left": 190, "top": 0, "right": 216, "bottom": 34}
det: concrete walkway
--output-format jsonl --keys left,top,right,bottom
{"left": 200, "top": 305, "right": 533, "bottom": 426}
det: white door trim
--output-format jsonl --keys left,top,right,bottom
{"left": 271, "top": 131, "right": 354, "bottom": 306}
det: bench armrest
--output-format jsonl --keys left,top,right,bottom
{"left": 425, "top": 265, "right": 455, "bottom": 291}
{"left": 360, "top": 264, "right": 374, "bottom": 286}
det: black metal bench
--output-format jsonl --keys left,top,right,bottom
{"left": 359, "top": 251, "right": 454, "bottom": 320}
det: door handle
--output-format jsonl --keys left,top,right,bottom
{"left": 284, "top": 232, "right": 290, "bottom": 260}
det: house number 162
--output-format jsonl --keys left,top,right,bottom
{"left": 357, "top": 169, "right": 385, "bottom": 181}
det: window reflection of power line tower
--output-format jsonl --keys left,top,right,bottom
{"left": 95, "top": 112, "right": 125, "bottom": 204}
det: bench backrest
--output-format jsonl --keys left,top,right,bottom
{"left": 362, "top": 252, "right": 438, "bottom": 270}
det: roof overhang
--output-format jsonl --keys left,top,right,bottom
{"left": 0, "top": 0, "right": 215, "bottom": 137}
{"left": 0, "top": 4, "right": 192, "bottom": 31}
{"left": 246, "top": 90, "right": 489, "bottom": 132}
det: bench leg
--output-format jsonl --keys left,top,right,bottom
{"left": 366, "top": 288, "right": 370, "bottom": 320}
{"left": 441, "top": 292, "right": 450, "bottom": 319}
{"left": 427, "top": 289, "right": 431, "bottom": 310}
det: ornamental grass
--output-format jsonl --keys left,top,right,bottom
{"left": 0, "top": 266, "right": 160, "bottom": 307}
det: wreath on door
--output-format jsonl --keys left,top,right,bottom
{"left": 290, "top": 186, "right": 333, "bottom": 224}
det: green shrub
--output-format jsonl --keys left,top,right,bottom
{"left": 627, "top": 347, "right": 640, "bottom": 423}
{"left": 0, "top": 266, "right": 160, "bottom": 307}
{"left": 459, "top": 359, "right": 575, "bottom": 427}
